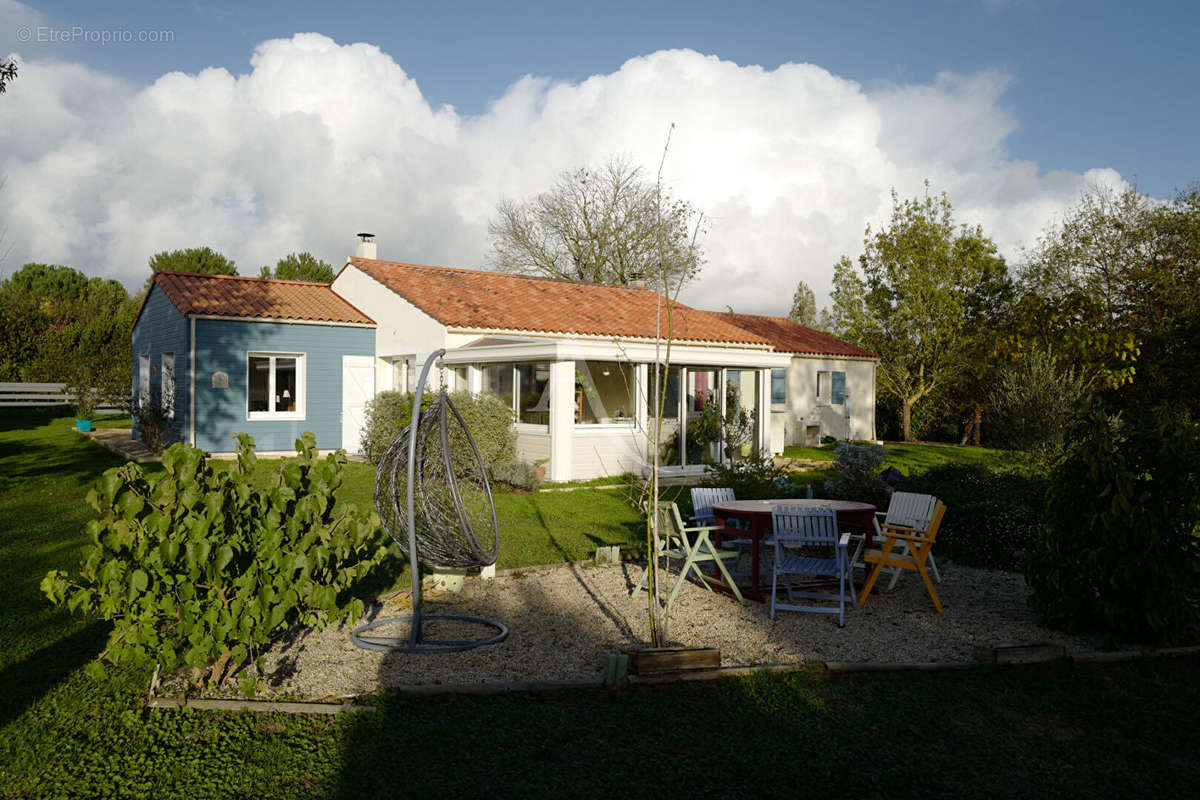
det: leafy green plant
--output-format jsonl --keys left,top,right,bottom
{"left": 988, "top": 348, "right": 1090, "bottom": 457}
{"left": 491, "top": 459, "right": 542, "bottom": 491}
{"left": 823, "top": 442, "right": 891, "bottom": 509}
{"left": 41, "top": 433, "right": 389, "bottom": 688}
{"left": 359, "top": 390, "right": 432, "bottom": 464}
{"left": 134, "top": 388, "right": 171, "bottom": 454}
{"left": 898, "top": 463, "right": 1048, "bottom": 571}
{"left": 446, "top": 390, "right": 518, "bottom": 473}
{"left": 1024, "top": 401, "right": 1200, "bottom": 643}
{"left": 704, "top": 455, "right": 793, "bottom": 500}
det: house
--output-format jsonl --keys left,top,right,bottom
{"left": 130, "top": 238, "right": 878, "bottom": 477}
{"left": 331, "top": 239, "right": 879, "bottom": 480}
{"left": 131, "top": 271, "right": 375, "bottom": 454}
{"left": 719, "top": 313, "right": 878, "bottom": 448}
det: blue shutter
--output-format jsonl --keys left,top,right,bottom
{"left": 832, "top": 371, "right": 846, "bottom": 405}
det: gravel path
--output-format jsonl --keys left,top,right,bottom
{"left": 235, "top": 559, "right": 1114, "bottom": 700}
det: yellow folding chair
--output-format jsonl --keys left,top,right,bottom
{"left": 857, "top": 500, "right": 947, "bottom": 613}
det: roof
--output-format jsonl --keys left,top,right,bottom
{"left": 717, "top": 313, "right": 878, "bottom": 358}
{"left": 346, "top": 258, "right": 770, "bottom": 346}
{"left": 144, "top": 271, "right": 374, "bottom": 325}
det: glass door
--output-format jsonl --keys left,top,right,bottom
{"left": 684, "top": 368, "right": 721, "bottom": 465}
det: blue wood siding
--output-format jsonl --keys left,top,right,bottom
{"left": 193, "top": 319, "right": 374, "bottom": 453}
{"left": 130, "top": 285, "right": 190, "bottom": 446}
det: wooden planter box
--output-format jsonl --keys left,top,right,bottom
{"left": 623, "top": 647, "right": 721, "bottom": 676}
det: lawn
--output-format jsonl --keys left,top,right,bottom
{"left": 783, "top": 440, "right": 1020, "bottom": 475}
{"left": 3, "top": 410, "right": 1199, "bottom": 798}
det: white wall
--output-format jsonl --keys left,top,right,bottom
{"left": 571, "top": 427, "right": 643, "bottom": 480}
{"left": 776, "top": 356, "right": 877, "bottom": 445}
{"left": 331, "top": 264, "right": 449, "bottom": 391}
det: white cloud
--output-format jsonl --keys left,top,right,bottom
{"left": 0, "top": 33, "right": 1128, "bottom": 314}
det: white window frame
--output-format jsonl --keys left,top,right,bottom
{"left": 816, "top": 370, "right": 831, "bottom": 405}
{"left": 138, "top": 355, "right": 150, "bottom": 408}
{"left": 770, "top": 368, "right": 787, "bottom": 406}
{"left": 161, "top": 352, "right": 175, "bottom": 419}
{"left": 246, "top": 352, "right": 306, "bottom": 421}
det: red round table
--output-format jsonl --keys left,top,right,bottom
{"left": 710, "top": 499, "right": 876, "bottom": 602}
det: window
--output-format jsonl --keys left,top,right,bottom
{"left": 816, "top": 370, "right": 846, "bottom": 405}
{"left": 161, "top": 352, "right": 175, "bottom": 419}
{"left": 247, "top": 353, "right": 304, "bottom": 419}
{"left": 138, "top": 355, "right": 150, "bottom": 408}
{"left": 483, "top": 363, "right": 515, "bottom": 412}
{"left": 451, "top": 366, "right": 468, "bottom": 393}
{"left": 770, "top": 368, "right": 787, "bottom": 405}
{"left": 575, "top": 360, "right": 634, "bottom": 424}
{"left": 645, "top": 365, "right": 680, "bottom": 419}
{"left": 816, "top": 370, "right": 831, "bottom": 404}
{"left": 517, "top": 363, "right": 551, "bottom": 425}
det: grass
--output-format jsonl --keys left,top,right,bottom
{"left": 783, "top": 441, "right": 1020, "bottom": 477}
{"left": 3, "top": 410, "right": 1200, "bottom": 797}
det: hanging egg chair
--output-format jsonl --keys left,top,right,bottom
{"left": 352, "top": 350, "right": 508, "bottom": 653}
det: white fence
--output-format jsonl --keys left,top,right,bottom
{"left": 0, "top": 382, "right": 128, "bottom": 412}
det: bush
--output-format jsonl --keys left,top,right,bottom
{"left": 1024, "top": 402, "right": 1200, "bottom": 643}
{"left": 41, "top": 432, "right": 390, "bottom": 691}
{"left": 704, "top": 455, "right": 794, "bottom": 500}
{"left": 446, "top": 390, "right": 518, "bottom": 473}
{"left": 360, "top": 390, "right": 518, "bottom": 473}
{"left": 359, "top": 390, "right": 432, "bottom": 464}
{"left": 491, "top": 459, "right": 542, "bottom": 491}
{"left": 134, "top": 389, "right": 171, "bottom": 455}
{"left": 823, "top": 442, "right": 891, "bottom": 509}
{"left": 988, "top": 349, "right": 1090, "bottom": 456}
{"left": 900, "top": 464, "right": 1048, "bottom": 571}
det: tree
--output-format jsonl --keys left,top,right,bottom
{"left": 488, "top": 157, "right": 705, "bottom": 287}
{"left": 0, "top": 59, "right": 16, "bottom": 95}
{"left": 147, "top": 247, "right": 237, "bottom": 288}
{"left": 788, "top": 280, "right": 834, "bottom": 332}
{"left": 259, "top": 252, "right": 335, "bottom": 283}
{"left": 831, "top": 184, "right": 1007, "bottom": 441}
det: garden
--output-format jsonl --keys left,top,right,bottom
{"left": 4, "top": 402, "right": 1200, "bottom": 798}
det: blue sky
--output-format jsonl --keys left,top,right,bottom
{"left": 2, "top": 1, "right": 1197, "bottom": 311}
{"left": 20, "top": 0, "right": 1197, "bottom": 198}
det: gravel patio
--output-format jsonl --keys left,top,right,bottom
{"left": 237, "top": 558, "right": 1119, "bottom": 700}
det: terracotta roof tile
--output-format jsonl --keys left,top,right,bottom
{"left": 717, "top": 312, "right": 878, "bottom": 358}
{"left": 348, "top": 259, "right": 769, "bottom": 346}
{"left": 150, "top": 271, "right": 374, "bottom": 325}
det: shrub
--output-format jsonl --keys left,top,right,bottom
{"left": 491, "top": 459, "right": 542, "bottom": 491}
{"left": 704, "top": 455, "right": 794, "bottom": 500}
{"left": 446, "top": 390, "right": 518, "bottom": 473}
{"left": 898, "top": 463, "right": 1049, "bottom": 572}
{"left": 988, "top": 348, "right": 1091, "bottom": 457}
{"left": 134, "top": 389, "right": 171, "bottom": 455}
{"left": 360, "top": 390, "right": 518, "bottom": 473}
{"left": 359, "top": 390, "right": 432, "bottom": 464}
{"left": 1024, "top": 401, "right": 1200, "bottom": 643}
{"left": 823, "top": 442, "right": 891, "bottom": 509}
{"left": 41, "top": 432, "right": 390, "bottom": 691}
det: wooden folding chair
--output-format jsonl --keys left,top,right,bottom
{"left": 631, "top": 501, "right": 745, "bottom": 613}
{"left": 857, "top": 500, "right": 948, "bottom": 613}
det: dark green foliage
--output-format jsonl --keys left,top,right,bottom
{"left": 360, "top": 389, "right": 517, "bottom": 472}
{"left": 134, "top": 388, "right": 172, "bottom": 454}
{"left": 1025, "top": 402, "right": 1200, "bottom": 643}
{"left": 704, "top": 455, "right": 792, "bottom": 499}
{"left": 900, "top": 463, "right": 1049, "bottom": 571}
{"left": 359, "top": 390, "right": 430, "bottom": 464}
{"left": 823, "top": 442, "right": 892, "bottom": 509}
{"left": 0, "top": 57, "right": 16, "bottom": 93}
{"left": 259, "top": 251, "right": 336, "bottom": 283}
{"left": 491, "top": 459, "right": 542, "bottom": 490}
{"left": 987, "top": 348, "right": 1090, "bottom": 454}
{"left": 148, "top": 246, "right": 237, "bottom": 277}
{"left": 40, "top": 433, "right": 389, "bottom": 686}
{"left": 0, "top": 263, "right": 138, "bottom": 391}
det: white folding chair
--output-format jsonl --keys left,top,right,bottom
{"left": 851, "top": 492, "right": 942, "bottom": 591}
{"left": 769, "top": 505, "right": 855, "bottom": 627}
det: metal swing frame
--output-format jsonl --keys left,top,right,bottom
{"left": 351, "top": 348, "right": 509, "bottom": 653}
